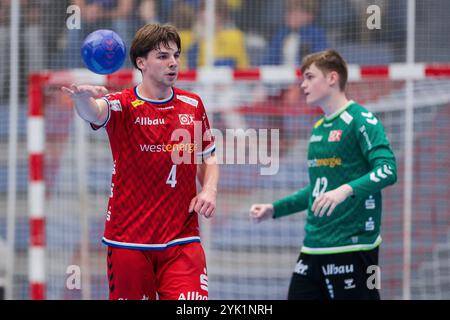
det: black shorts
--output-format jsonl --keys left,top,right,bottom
{"left": 287, "top": 247, "right": 380, "bottom": 300}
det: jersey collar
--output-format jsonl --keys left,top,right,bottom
{"left": 134, "top": 85, "right": 174, "bottom": 104}
{"left": 324, "top": 100, "right": 355, "bottom": 122}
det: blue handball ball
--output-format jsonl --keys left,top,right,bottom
{"left": 81, "top": 29, "right": 126, "bottom": 75}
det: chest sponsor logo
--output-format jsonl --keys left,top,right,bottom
{"left": 309, "top": 135, "right": 323, "bottom": 143}
{"left": 139, "top": 143, "right": 196, "bottom": 153}
{"left": 308, "top": 157, "right": 342, "bottom": 168}
{"left": 328, "top": 130, "right": 342, "bottom": 142}
{"left": 322, "top": 264, "right": 354, "bottom": 276}
{"left": 134, "top": 117, "right": 165, "bottom": 126}
{"left": 179, "top": 114, "right": 194, "bottom": 125}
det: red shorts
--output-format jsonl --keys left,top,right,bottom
{"left": 106, "top": 242, "right": 208, "bottom": 300}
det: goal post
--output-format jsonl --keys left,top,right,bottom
{"left": 27, "top": 64, "right": 450, "bottom": 299}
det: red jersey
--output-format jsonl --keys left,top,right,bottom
{"left": 92, "top": 86, "right": 215, "bottom": 250}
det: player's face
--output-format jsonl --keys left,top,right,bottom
{"left": 300, "top": 63, "right": 333, "bottom": 106}
{"left": 139, "top": 41, "right": 180, "bottom": 87}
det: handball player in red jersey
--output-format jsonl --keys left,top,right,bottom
{"left": 62, "top": 24, "right": 219, "bottom": 300}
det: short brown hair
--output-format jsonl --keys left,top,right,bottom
{"left": 301, "top": 49, "right": 348, "bottom": 91}
{"left": 130, "top": 24, "right": 181, "bottom": 70}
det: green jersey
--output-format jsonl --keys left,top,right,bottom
{"left": 273, "top": 101, "right": 397, "bottom": 254}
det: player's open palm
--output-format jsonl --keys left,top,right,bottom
{"left": 61, "top": 84, "right": 108, "bottom": 98}
{"left": 249, "top": 204, "right": 273, "bottom": 223}
{"left": 189, "top": 189, "right": 217, "bottom": 219}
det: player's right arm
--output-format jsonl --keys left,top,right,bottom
{"left": 61, "top": 84, "right": 109, "bottom": 126}
{"left": 250, "top": 184, "right": 311, "bottom": 223}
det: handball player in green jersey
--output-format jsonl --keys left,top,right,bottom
{"left": 250, "top": 49, "right": 397, "bottom": 300}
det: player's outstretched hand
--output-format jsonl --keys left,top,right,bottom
{"left": 249, "top": 204, "right": 274, "bottom": 223}
{"left": 189, "top": 189, "right": 217, "bottom": 219}
{"left": 61, "top": 84, "right": 108, "bottom": 99}
{"left": 312, "top": 184, "right": 353, "bottom": 217}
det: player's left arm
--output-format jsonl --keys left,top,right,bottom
{"left": 313, "top": 112, "right": 397, "bottom": 217}
{"left": 189, "top": 98, "right": 219, "bottom": 218}
{"left": 189, "top": 154, "right": 219, "bottom": 219}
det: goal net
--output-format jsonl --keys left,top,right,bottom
{"left": 23, "top": 66, "right": 450, "bottom": 299}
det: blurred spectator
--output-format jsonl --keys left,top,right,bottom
{"left": 332, "top": 0, "right": 406, "bottom": 46}
{"left": 262, "top": 0, "right": 328, "bottom": 66}
{"left": 238, "top": 0, "right": 284, "bottom": 40}
{"left": 132, "top": 0, "right": 159, "bottom": 30}
{"left": 159, "top": 0, "right": 200, "bottom": 23}
{"left": 222, "top": 0, "right": 243, "bottom": 25}
{"left": 42, "top": 0, "right": 71, "bottom": 70}
{"left": 0, "top": 0, "right": 9, "bottom": 101}
{"left": 357, "top": 0, "right": 406, "bottom": 61}
{"left": 237, "top": 0, "right": 285, "bottom": 66}
{"left": 349, "top": 0, "right": 387, "bottom": 43}
{"left": 137, "top": 0, "right": 158, "bottom": 24}
{"left": 186, "top": 0, "right": 249, "bottom": 68}
{"left": 168, "top": 1, "right": 195, "bottom": 70}
{"left": 317, "top": 0, "right": 360, "bottom": 44}
{"left": 416, "top": 0, "right": 449, "bottom": 62}
{"left": 128, "top": 0, "right": 160, "bottom": 67}
{"left": 387, "top": 0, "right": 407, "bottom": 62}
{"left": 357, "top": 0, "right": 406, "bottom": 62}
{"left": 63, "top": 0, "right": 133, "bottom": 68}
{"left": 323, "top": 0, "right": 405, "bottom": 63}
